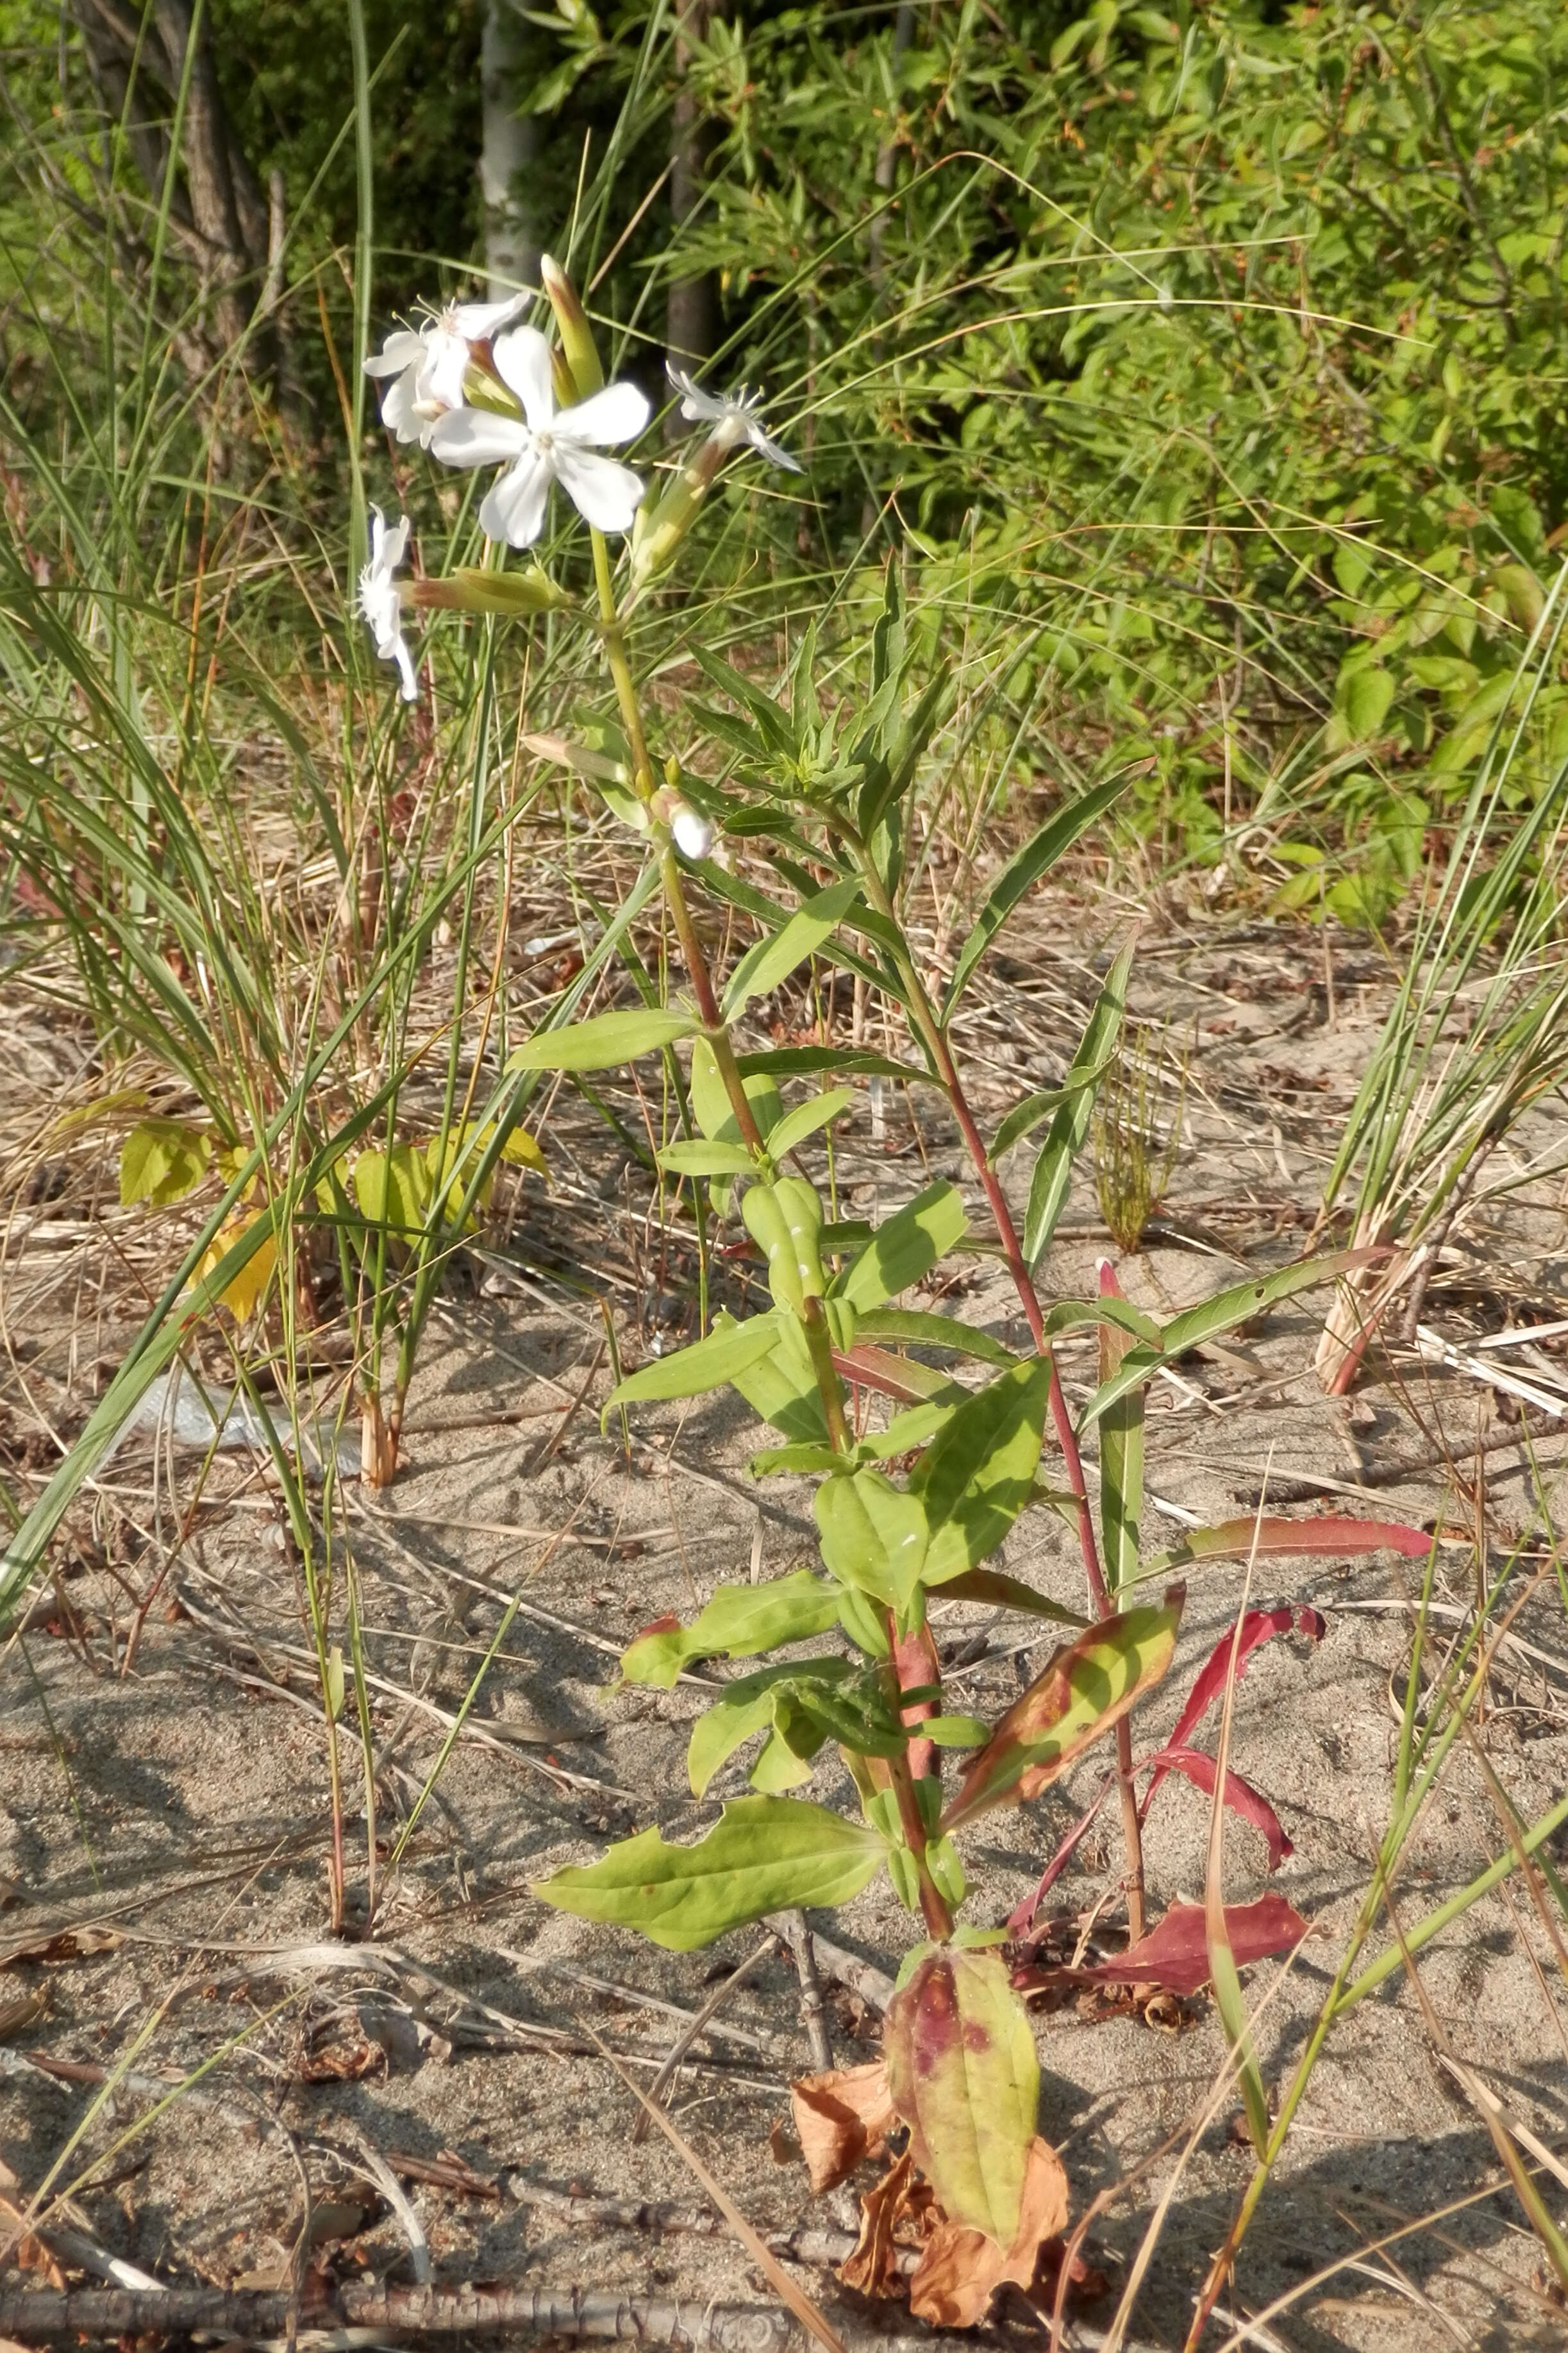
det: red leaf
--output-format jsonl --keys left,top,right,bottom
{"left": 1149, "top": 1602, "right": 1326, "bottom": 1793}
{"left": 1013, "top": 1895, "right": 1310, "bottom": 1998}
{"left": 1144, "top": 1744, "right": 1293, "bottom": 1868}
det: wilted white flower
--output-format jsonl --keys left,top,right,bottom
{"left": 363, "top": 290, "right": 530, "bottom": 448}
{"left": 357, "top": 508, "right": 417, "bottom": 702}
{"left": 429, "top": 326, "right": 649, "bottom": 546}
{"left": 667, "top": 363, "right": 801, "bottom": 472}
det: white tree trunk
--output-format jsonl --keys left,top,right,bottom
{"left": 480, "top": 0, "right": 538, "bottom": 298}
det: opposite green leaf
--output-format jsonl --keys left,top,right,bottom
{"left": 606, "top": 1313, "right": 782, "bottom": 1414}
{"left": 855, "top": 1308, "right": 1019, "bottom": 1368}
{"left": 721, "top": 878, "right": 863, "bottom": 1019}
{"left": 656, "top": 1139, "right": 756, "bottom": 1178}
{"left": 814, "top": 1466, "right": 930, "bottom": 1611}
{"left": 531, "top": 1796, "right": 887, "bottom": 1952}
{"left": 838, "top": 1180, "right": 969, "bottom": 1313}
{"left": 915, "top": 1357, "right": 1053, "bottom": 1585}
{"left": 621, "top": 1568, "right": 842, "bottom": 1687}
{"left": 508, "top": 1007, "right": 699, "bottom": 1073}
{"left": 765, "top": 1087, "right": 856, "bottom": 1161}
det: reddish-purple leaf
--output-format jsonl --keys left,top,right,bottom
{"left": 1013, "top": 1895, "right": 1310, "bottom": 1998}
{"left": 1155, "top": 1516, "right": 1430, "bottom": 1574}
{"left": 1144, "top": 1743, "right": 1293, "bottom": 1868}
{"left": 1160, "top": 1601, "right": 1326, "bottom": 1764}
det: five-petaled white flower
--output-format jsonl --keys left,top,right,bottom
{"left": 357, "top": 508, "right": 418, "bottom": 702}
{"left": 429, "top": 326, "right": 650, "bottom": 547}
{"left": 363, "top": 290, "right": 530, "bottom": 448}
{"left": 667, "top": 363, "right": 801, "bottom": 472}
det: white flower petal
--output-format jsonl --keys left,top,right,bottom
{"left": 428, "top": 407, "right": 532, "bottom": 469}
{"left": 420, "top": 329, "right": 472, "bottom": 414}
{"left": 555, "top": 378, "right": 651, "bottom": 448}
{"left": 394, "top": 636, "right": 419, "bottom": 702}
{"left": 364, "top": 329, "right": 424, "bottom": 378}
{"left": 480, "top": 451, "right": 552, "bottom": 548}
{"left": 671, "top": 803, "right": 713, "bottom": 860}
{"left": 451, "top": 289, "right": 530, "bottom": 341}
{"left": 492, "top": 327, "right": 555, "bottom": 432}
{"left": 746, "top": 419, "right": 803, "bottom": 473}
{"left": 666, "top": 361, "right": 725, "bottom": 423}
{"left": 373, "top": 367, "right": 426, "bottom": 445}
{"left": 381, "top": 512, "right": 412, "bottom": 569}
{"left": 553, "top": 444, "right": 645, "bottom": 533}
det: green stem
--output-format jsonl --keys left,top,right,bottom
{"left": 590, "top": 530, "right": 850, "bottom": 1455}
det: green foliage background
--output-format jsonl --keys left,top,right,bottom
{"left": 4, "top": 0, "right": 1567, "bottom": 913}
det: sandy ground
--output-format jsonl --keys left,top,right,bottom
{"left": 3, "top": 900, "right": 1568, "bottom": 2352}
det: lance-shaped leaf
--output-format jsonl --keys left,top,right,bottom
{"left": 1140, "top": 1598, "right": 1328, "bottom": 1833}
{"left": 531, "top": 1796, "right": 887, "bottom": 1952}
{"left": 1146, "top": 1516, "right": 1430, "bottom": 1578}
{"left": 508, "top": 1006, "right": 698, "bottom": 1073}
{"left": 838, "top": 1182, "right": 969, "bottom": 1314}
{"left": 1076, "top": 1248, "right": 1384, "bottom": 1433}
{"left": 940, "top": 1566, "right": 1087, "bottom": 1629}
{"left": 1096, "top": 1261, "right": 1142, "bottom": 1596}
{"left": 942, "top": 1588, "right": 1183, "bottom": 1831}
{"left": 884, "top": 1946, "right": 1040, "bottom": 2246}
{"left": 689, "top": 1034, "right": 782, "bottom": 1144}
{"left": 988, "top": 1060, "right": 1117, "bottom": 1165}
{"left": 765, "top": 1088, "right": 856, "bottom": 1162}
{"left": 855, "top": 1309, "right": 1020, "bottom": 1369}
{"left": 1023, "top": 942, "right": 1135, "bottom": 1268}
{"left": 689, "top": 1661, "right": 906, "bottom": 1796}
{"left": 1146, "top": 1745, "right": 1294, "bottom": 1868}
{"left": 833, "top": 1344, "right": 964, "bottom": 1409}
{"left": 657, "top": 1139, "right": 756, "bottom": 1178}
{"left": 1012, "top": 1894, "right": 1310, "bottom": 1998}
{"left": 815, "top": 1468, "right": 929, "bottom": 1611}
{"left": 606, "top": 1312, "right": 783, "bottom": 1413}
{"left": 621, "top": 1570, "right": 841, "bottom": 1687}
{"left": 942, "top": 773, "right": 1133, "bottom": 1019}
{"left": 915, "top": 1358, "right": 1053, "bottom": 1586}
{"left": 737, "top": 1044, "right": 928, "bottom": 1085}
{"left": 721, "top": 878, "right": 864, "bottom": 1019}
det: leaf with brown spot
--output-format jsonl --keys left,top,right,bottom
{"left": 790, "top": 2059, "right": 896, "bottom": 2193}
{"left": 908, "top": 2136, "right": 1071, "bottom": 2327}
{"left": 884, "top": 1947, "right": 1038, "bottom": 2247}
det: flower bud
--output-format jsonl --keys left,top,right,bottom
{"left": 413, "top": 566, "right": 571, "bottom": 617}
{"left": 540, "top": 253, "right": 604, "bottom": 399}
{"left": 649, "top": 776, "right": 716, "bottom": 860}
{"left": 629, "top": 437, "right": 730, "bottom": 589}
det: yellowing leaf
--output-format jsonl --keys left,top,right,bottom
{"left": 192, "top": 1212, "right": 278, "bottom": 1323}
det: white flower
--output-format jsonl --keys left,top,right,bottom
{"left": 670, "top": 801, "right": 714, "bottom": 860}
{"left": 667, "top": 363, "right": 802, "bottom": 472}
{"left": 428, "top": 326, "right": 650, "bottom": 547}
{"left": 357, "top": 508, "right": 418, "bottom": 702}
{"left": 363, "top": 290, "right": 530, "bottom": 448}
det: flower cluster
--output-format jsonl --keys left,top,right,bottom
{"left": 353, "top": 252, "right": 800, "bottom": 864}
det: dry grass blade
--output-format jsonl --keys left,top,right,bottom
{"left": 585, "top": 2027, "right": 850, "bottom": 2353}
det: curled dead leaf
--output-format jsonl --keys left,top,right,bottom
{"left": 838, "top": 2147, "right": 925, "bottom": 2299}
{"left": 908, "top": 2134, "right": 1069, "bottom": 2329}
{"left": 790, "top": 2059, "right": 896, "bottom": 2193}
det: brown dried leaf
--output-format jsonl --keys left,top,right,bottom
{"left": 0, "top": 2197, "right": 67, "bottom": 2291}
{"left": 296, "top": 2039, "right": 385, "bottom": 2084}
{"left": 839, "top": 2147, "right": 916, "bottom": 2299}
{"left": 790, "top": 2058, "right": 896, "bottom": 2193}
{"left": 908, "top": 2135, "right": 1070, "bottom": 2329}
{"left": 0, "top": 1927, "right": 121, "bottom": 1967}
